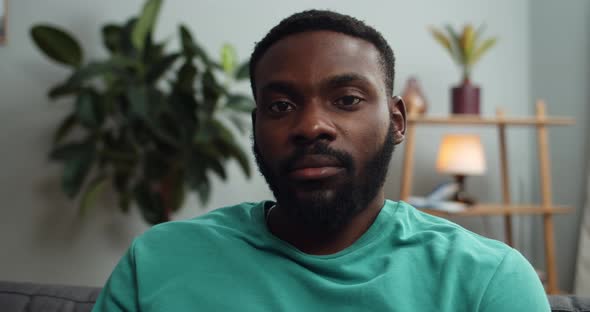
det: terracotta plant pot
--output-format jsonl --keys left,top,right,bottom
{"left": 451, "top": 80, "right": 480, "bottom": 115}
{"left": 401, "top": 77, "right": 428, "bottom": 115}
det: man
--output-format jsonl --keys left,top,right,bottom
{"left": 93, "top": 10, "right": 550, "bottom": 311}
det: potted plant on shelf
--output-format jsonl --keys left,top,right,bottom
{"left": 30, "top": 0, "right": 254, "bottom": 225}
{"left": 429, "top": 24, "right": 497, "bottom": 115}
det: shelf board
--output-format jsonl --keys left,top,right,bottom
{"left": 408, "top": 115, "right": 575, "bottom": 126}
{"left": 419, "top": 204, "right": 572, "bottom": 217}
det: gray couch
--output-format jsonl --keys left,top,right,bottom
{"left": 1, "top": 280, "right": 589, "bottom": 311}
{"left": 0, "top": 281, "right": 100, "bottom": 312}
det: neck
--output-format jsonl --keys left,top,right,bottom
{"left": 266, "top": 190, "right": 385, "bottom": 255}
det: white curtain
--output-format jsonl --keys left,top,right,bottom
{"left": 574, "top": 161, "right": 590, "bottom": 295}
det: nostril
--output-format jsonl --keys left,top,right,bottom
{"left": 292, "top": 132, "right": 335, "bottom": 146}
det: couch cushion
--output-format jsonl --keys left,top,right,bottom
{"left": 0, "top": 280, "right": 101, "bottom": 312}
{"left": 549, "top": 295, "right": 590, "bottom": 312}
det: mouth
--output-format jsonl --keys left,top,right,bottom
{"left": 287, "top": 155, "right": 346, "bottom": 181}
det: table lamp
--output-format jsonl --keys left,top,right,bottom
{"left": 436, "top": 134, "right": 486, "bottom": 204}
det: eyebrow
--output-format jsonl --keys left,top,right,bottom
{"left": 260, "top": 81, "right": 299, "bottom": 97}
{"left": 323, "top": 73, "right": 371, "bottom": 89}
{"left": 258, "top": 73, "right": 373, "bottom": 99}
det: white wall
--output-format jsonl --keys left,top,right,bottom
{"left": 530, "top": 0, "right": 590, "bottom": 293}
{"left": 0, "top": 0, "right": 539, "bottom": 287}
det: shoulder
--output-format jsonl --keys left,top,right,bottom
{"left": 133, "top": 201, "right": 265, "bottom": 250}
{"left": 479, "top": 249, "right": 549, "bottom": 310}
{"left": 386, "top": 201, "right": 513, "bottom": 282}
{"left": 391, "top": 200, "right": 511, "bottom": 261}
{"left": 388, "top": 201, "right": 548, "bottom": 310}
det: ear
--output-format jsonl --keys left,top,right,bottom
{"left": 388, "top": 95, "right": 406, "bottom": 144}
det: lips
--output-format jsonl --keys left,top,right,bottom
{"left": 287, "top": 155, "right": 345, "bottom": 180}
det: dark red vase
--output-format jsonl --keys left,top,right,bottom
{"left": 451, "top": 80, "right": 480, "bottom": 115}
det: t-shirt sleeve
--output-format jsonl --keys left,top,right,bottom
{"left": 92, "top": 240, "right": 140, "bottom": 312}
{"left": 479, "top": 248, "right": 550, "bottom": 312}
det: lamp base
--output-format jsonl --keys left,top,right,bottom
{"left": 453, "top": 175, "right": 476, "bottom": 206}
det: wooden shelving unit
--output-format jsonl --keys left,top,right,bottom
{"left": 399, "top": 100, "right": 575, "bottom": 294}
{"left": 420, "top": 204, "right": 571, "bottom": 217}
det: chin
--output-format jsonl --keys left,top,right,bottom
{"left": 278, "top": 186, "right": 360, "bottom": 231}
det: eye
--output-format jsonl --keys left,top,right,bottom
{"left": 335, "top": 95, "right": 363, "bottom": 107}
{"left": 268, "top": 101, "right": 296, "bottom": 113}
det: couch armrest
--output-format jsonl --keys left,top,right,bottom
{"left": 549, "top": 295, "right": 590, "bottom": 312}
{"left": 0, "top": 280, "right": 101, "bottom": 312}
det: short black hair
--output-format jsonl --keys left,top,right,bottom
{"left": 249, "top": 10, "right": 396, "bottom": 98}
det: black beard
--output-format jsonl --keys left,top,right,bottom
{"left": 252, "top": 120, "right": 396, "bottom": 233}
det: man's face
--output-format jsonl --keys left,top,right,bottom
{"left": 252, "top": 31, "right": 404, "bottom": 232}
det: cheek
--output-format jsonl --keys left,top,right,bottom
{"left": 255, "top": 123, "right": 285, "bottom": 161}
{"left": 350, "top": 111, "right": 390, "bottom": 158}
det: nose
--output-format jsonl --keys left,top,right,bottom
{"left": 289, "top": 102, "right": 337, "bottom": 145}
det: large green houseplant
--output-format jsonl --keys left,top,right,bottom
{"left": 30, "top": 0, "right": 254, "bottom": 224}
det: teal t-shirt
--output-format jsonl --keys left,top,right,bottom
{"left": 93, "top": 200, "right": 550, "bottom": 311}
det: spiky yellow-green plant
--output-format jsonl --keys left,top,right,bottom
{"left": 429, "top": 24, "right": 497, "bottom": 82}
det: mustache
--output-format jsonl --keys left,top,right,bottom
{"left": 279, "top": 143, "right": 355, "bottom": 175}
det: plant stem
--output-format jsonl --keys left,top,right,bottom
{"left": 462, "top": 67, "right": 471, "bottom": 83}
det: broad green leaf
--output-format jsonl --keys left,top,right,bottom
{"left": 211, "top": 119, "right": 235, "bottom": 144}
{"left": 121, "top": 18, "right": 139, "bottom": 57}
{"left": 143, "top": 35, "right": 169, "bottom": 64}
{"left": 202, "top": 71, "right": 223, "bottom": 112}
{"left": 52, "top": 142, "right": 95, "bottom": 198}
{"left": 157, "top": 112, "right": 183, "bottom": 142}
{"left": 193, "top": 118, "right": 217, "bottom": 144}
{"left": 48, "top": 82, "right": 79, "bottom": 99}
{"left": 208, "top": 158, "right": 227, "bottom": 181}
{"left": 133, "top": 180, "right": 166, "bottom": 224}
{"left": 79, "top": 175, "right": 108, "bottom": 215}
{"left": 192, "top": 146, "right": 227, "bottom": 181}
{"left": 191, "top": 39, "right": 212, "bottom": 66}
{"left": 220, "top": 43, "right": 237, "bottom": 75}
{"left": 143, "top": 151, "right": 168, "bottom": 180}
{"left": 186, "top": 160, "right": 206, "bottom": 190}
{"left": 127, "top": 85, "right": 149, "bottom": 120}
{"left": 470, "top": 38, "right": 497, "bottom": 66}
{"left": 131, "top": 0, "right": 162, "bottom": 52}
{"left": 168, "top": 92, "right": 197, "bottom": 139}
{"left": 31, "top": 25, "right": 83, "bottom": 67}
{"left": 68, "top": 61, "right": 116, "bottom": 85}
{"left": 53, "top": 113, "right": 78, "bottom": 144}
{"left": 186, "top": 160, "right": 212, "bottom": 207}
{"left": 76, "top": 89, "right": 103, "bottom": 128}
{"left": 235, "top": 61, "right": 250, "bottom": 80}
{"left": 109, "top": 55, "right": 140, "bottom": 70}
{"left": 162, "top": 170, "right": 186, "bottom": 212}
{"left": 176, "top": 60, "right": 197, "bottom": 93}
{"left": 169, "top": 180, "right": 186, "bottom": 212}
{"left": 146, "top": 53, "right": 180, "bottom": 83}
{"left": 102, "top": 24, "right": 123, "bottom": 53}
{"left": 226, "top": 140, "right": 251, "bottom": 178}
{"left": 214, "top": 137, "right": 251, "bottom": 178}
{"left": 50, "top": 142, "right": 77, "bottom": 160}
{"left": 196, "top": 176, "right": 211, "bottom": 206}
{"left": 225, "top": 94, "right": 255, "bottom": 113}
{"left": 195, "top": 140, "right": 224, "bottom": 157}
{"left": 179, "top": 25, "right": 195, "bottom": 57}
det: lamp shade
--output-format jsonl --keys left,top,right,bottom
{"left": 436, "top": 134, "right": 486, "bottom": 175}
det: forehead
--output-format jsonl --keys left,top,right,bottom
{"left": 254, "top": 31, "right": 385, "bottom": 95}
